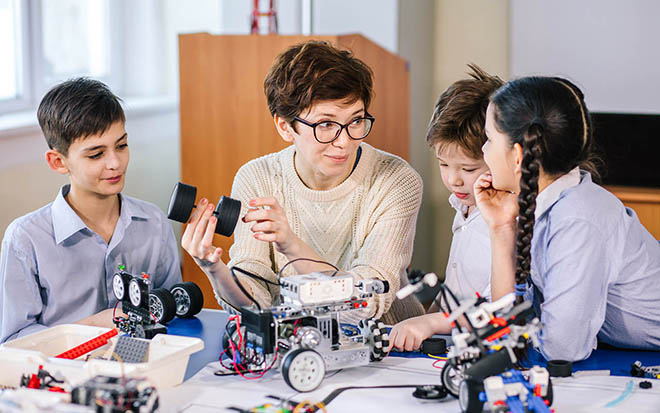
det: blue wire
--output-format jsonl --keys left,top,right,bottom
{"left": 604, "top": 380, "right": 633, "bottom": 408}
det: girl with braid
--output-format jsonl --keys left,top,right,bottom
{"left": 476, "top": 77, "right": 660, "bottom": 361}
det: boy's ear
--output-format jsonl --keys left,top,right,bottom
{"left": 45, "top": 150, "right": 70, "bottom": 175}
{"left": 512, "top": 142, "right": 523, "bottom": 175}
{"left": 274, "top": 115, "right": 295, "bottom": 143}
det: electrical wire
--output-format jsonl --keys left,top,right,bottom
{"left": 219, "top": 315, "right": 279, "bottom": 379}
{"left": 112, "top": 301, "right": 121, "bottom": 323}
{"left": 432, "top": 359, "right": 445, "bottom": 369}
{"left": 277, "top": 258, "right": 339, "bottom": 281}
{"left": 310, "top": 384, "right": 440, "bottom": 411}
{"left": 230, "top": 267, "right": 262, "bottom": 310}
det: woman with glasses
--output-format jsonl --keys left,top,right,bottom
{"left": 181, "top": 40, "right": 424, "bottom": 324}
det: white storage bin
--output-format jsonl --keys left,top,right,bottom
{"left": 0, "top": 324, "right": 203, "bottom": 389}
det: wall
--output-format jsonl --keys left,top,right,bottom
{"left": 510, "top": 0, "right": 660, "bottom": 113}
{"left": 430, "top": 0, "right": 510, "bottom": 277}
{"left": 397, "top": 0, "right": 436, "bottom": 273}
{"left": 0, "top": 104, "right": 180, "bottom": 239}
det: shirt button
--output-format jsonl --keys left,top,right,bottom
{"left": 461, "top": 226, "right": 467, "bottom": 231}
{"left": 452, "top": 263, "right": 457, "bottom": 269}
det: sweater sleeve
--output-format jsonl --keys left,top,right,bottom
{"left": 346, "top": 159, "right": 425, "bottom": 324}
{"left": 224, "top": 159, "right": 279, "bottom": 309}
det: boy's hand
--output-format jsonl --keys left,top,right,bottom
{"left": 474, "top": 172, "right": 518, "bottom": 231}
{"left": 243, "top": 197, "right": 302, "bottom": 256}
{"left": 387, "top": 315, "right": 436, "bottom": 352}
{"left": 181, "top": 198, "right": 225, "bottom": 269}
{"left": 76, "top": 308, "right": 126, "bottom": 329}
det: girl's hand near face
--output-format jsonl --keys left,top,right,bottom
{"left": 475, "top": 172, "right": 518, "bottom": 301}
{"left": 243, "top": 197, "right": 302, "bottom": 256}
{"left": 474, "top": 172, "right": 518, "bottom": 232}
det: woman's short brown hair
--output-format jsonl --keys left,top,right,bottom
{"left": 426, "top": 64, "right": 503, "bottom": 159}
{"left": 264, "top": 41, "right": 373, "bottom": 128}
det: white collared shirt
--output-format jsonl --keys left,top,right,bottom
{"left": 441, "top": 194, "right": 492, "bottom": 306}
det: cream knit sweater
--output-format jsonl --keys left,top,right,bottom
{"left": 223, "top": 143, "right": 424, "bottom": 325}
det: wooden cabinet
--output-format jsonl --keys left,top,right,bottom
{"left": 607, "top": 186, "right": 660, "bottom": 239}
{"left": 178, "top": 34, "right": 410, "bottom": 308}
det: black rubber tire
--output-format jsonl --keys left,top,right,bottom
{"left": 214, "top": 196, "right": 241, "bottom": 236}
{"left": 170, "top": 282, "right": 204, "bottom": 317}
{"left": 358, "top": 318, "right": 389, "bottom": 361}
{"left": 167, "top": 182, "right": 197, "bottom": 223}
{"left": 281, "top": 348, "right": 326, "bottom": 392}
{"left": 458, "top": 378, "right": 484, "bottom": 413}
{"left": 441, "top": 359, "right": 466, "bottom": 398}
{"left": 149, "top": 288, "right": 177, "bottom": 324}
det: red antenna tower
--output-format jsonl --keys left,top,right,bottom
{"left": 251, "top": 0, "right": 278, "bottom": 34}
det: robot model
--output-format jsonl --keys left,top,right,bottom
{"left": 221, "top": 271, "right": 390, "bottom": 392}
{"left": 473, "top": 367, "right": 552, "bottom": 413}
{"left": 112, "top": 265, "right": 204, "bottom": 338}
{"left": 397, "top": 272, "right": 553, "bottom": 413}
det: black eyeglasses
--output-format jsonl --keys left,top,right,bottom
{"left": 293, "top": 113, "right": 375, "bottom": 144}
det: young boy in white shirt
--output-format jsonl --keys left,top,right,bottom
{"left": 388, "top": 64, "right": 503, "bottom": 351}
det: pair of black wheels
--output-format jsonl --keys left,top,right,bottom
{"left": 149, "top": 282, "right": 204, "bottom": 324}
{"left": 167, "top": 182, "right": 241, "bottom": 237}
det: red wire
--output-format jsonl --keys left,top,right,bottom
{"left": 225, "top": 315, "right": 279, "bottom": 379}
{"left": 234, "top": 316, "right": 244, "bottom": 349}
{"left": 230, "top": 339, "right": 279, "bottom": 380}
{"left": 112, "top": 301, "right": 120, "bottom": 321}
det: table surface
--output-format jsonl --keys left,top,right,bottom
{"left": 168, "top": 309, "right": 660, "bottom": 381}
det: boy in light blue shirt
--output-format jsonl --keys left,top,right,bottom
{"left": 0, "top": 78, "right": 181, "bottom": 343}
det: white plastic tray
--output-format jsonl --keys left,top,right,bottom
{"left": 0, "top": 324, "right": 203, "bottom": 389}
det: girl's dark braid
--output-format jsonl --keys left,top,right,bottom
{"left": 515, "top": 123, "right": 543, "bottom": 288}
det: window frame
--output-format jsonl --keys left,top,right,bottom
{"left": 0, "top": 0, "right": 32, "bottom": 113}
{"left": 0, "top": 0, "right": 121, "bottom": 115}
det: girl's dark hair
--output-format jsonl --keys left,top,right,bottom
{"left": 490, "top": 76, "right": 602, "bottom": 286}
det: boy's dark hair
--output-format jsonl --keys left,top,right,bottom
{"left": 426, "top": 64, "right": 504, "bottom": 159}
{"left": 37, "top": 78, "right": 125, "bottom": 156}
{"left": 490, "top": 76, "right": 602, "bottom": 290}
{"left": 264, "top": 41, "right": 373, "bottom": 130}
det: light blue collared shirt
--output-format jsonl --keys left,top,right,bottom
{"left": 0, "top": 185, "right": 181, "bottom": 343}
{"left": 523, "top": 168, "right": 660, "bottom": 361}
